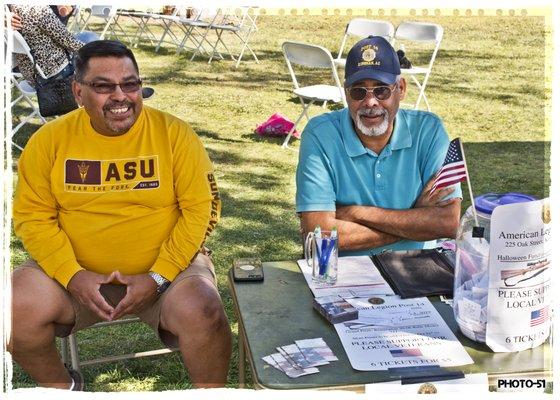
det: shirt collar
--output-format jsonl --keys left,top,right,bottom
{"left": 342, "top": 108, "right": 412, "bottom": 157}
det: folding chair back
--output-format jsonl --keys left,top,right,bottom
{"left": 395, "top": 21, "right": 443, "bottom": 42}
{"left": 12, "top": 31, "right": 48, "bottom": 79}
{"left": 90, "top": 5, "right": 114, "bottom": 18}
{"left": 281, "top": 41, "right": 346, "bottom": 149}
{"left": 394, "top": 21, "right": 443, "bottom": 111}
{"left": 284, "top": 42, "right": 336, "bottom": 70}
{"left": 335, "top": 18, "right": 395, "bottom": 67}
{"left": 6, "top": 30, "right": 47, "bottom": 150}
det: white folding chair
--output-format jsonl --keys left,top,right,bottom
{"left": 156, "top": 8, "right": 217, "bottom": 57}
{"left": 8, "top": 74, "right": 47, "bottom": 151}
{"left": 154, "top": 13, "right": 184, "bottom": 53}
{"left": 335, "top": 18, "right": 395, "bottom": 67}
{"left": 116, "top": 9, "right": 160, "bottom": 48}
{"left": 281, "top": 41, "right": 347, "bottom": 149}
{"left": 79, "top": 5, "right": 122, "bottom": 40}
{"left": 201, "top": 6, "right": 260, "bottom": 67}
{"left": 181, "top": 8, "right": 222, "bottom": 59}
{"left": 6, "top": 31, "right": 48, "bottom": 150}
{"left": 393, "top": 21, "right": 443, "bottom": 111}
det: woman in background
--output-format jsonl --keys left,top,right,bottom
{"left": 8, "top": 5, "right": 97, "bottom": 86}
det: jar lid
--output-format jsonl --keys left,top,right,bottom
{"left": 474, "top": 192, "right": 537, "bottom": 215}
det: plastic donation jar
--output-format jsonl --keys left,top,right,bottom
{"left": 453, "top": 192, "right": 536, "bottom": 342}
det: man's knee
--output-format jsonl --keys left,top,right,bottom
{"left": 11, "top": 265, "right": 74, "bottom": 330}
{"left": 163, "top": 279, "right": 229, "bottom": 334}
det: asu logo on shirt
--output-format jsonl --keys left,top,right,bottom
{"left": 64, "top": 156, "right": 160, "bottom": 192}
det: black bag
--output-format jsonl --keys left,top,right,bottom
{"left": 35, "top": 63, "right": 78, "bottom": 117}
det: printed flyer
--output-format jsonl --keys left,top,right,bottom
{"left": 335, "top": 296, "right": 473, "bottom": 371}
{"left": 486, "top": 199, "right": 552, "bottom": 352}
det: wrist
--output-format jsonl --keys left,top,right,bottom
{"left": 356, "top": 205, "right": 378, "bottom": 226}
{"left": 148, "top": 272, "right": 170, "bottom": 295}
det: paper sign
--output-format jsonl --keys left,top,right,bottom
{"left": 486, "top": 199, "right": 552, "bottom": 352}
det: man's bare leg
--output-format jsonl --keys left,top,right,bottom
{"left": 8, "top": 266, "right": 76, "bottom": 388}
{"left": 160, "top": 276, "right": 232, "bottom": 388}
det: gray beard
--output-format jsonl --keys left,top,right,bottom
{"left": 355, "top": 109, "right": 389, "bottom": 137}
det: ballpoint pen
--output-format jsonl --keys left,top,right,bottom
{"left": 319, "top": 227, "right": 337, "bottom": 276}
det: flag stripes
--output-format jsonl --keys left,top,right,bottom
{"left": 430, "top": 138, "right": 467, "bottom": 195}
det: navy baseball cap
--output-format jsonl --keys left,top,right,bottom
{"left": 344, "top": 36, "right": 400, "bottom": 87}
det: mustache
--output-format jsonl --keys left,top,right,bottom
{"left": 103, "top": 101, "right": 134, "bottom": 111}
{"left": 357, "top": 108, "right": 387, "bottom": 117}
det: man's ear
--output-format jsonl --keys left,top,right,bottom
{"left": 72, "top": 80, "right": 82, "bottom": 107}
{"left": 398, "top": 77, "right": 407, "bottom": 100}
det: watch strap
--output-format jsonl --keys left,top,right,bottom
{"left": 148, "top": 272, "right": 171, "bottom": 295}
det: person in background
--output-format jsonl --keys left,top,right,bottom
{"left": 50, "top": 5, "right": 74, "bottom": 25}
{"left": 8, "top": 5, "right": 97, "bottom": 86}
{"left": 296, "top": 36, "right": 462, "bottom": 256}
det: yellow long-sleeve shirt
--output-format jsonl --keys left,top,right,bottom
{"left": 13, "top": 105, "right": 220, "bottom": 288}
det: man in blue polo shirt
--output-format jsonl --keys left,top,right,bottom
{"left": 296, "top": 36, "right": 462, "bottom": 256}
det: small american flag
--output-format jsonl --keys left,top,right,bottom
{"left": 429, "top": 138, "right": 467, "bottom": 195}
{"left": 390, "top": 348, "right": 423, "bottom": 357}
{"left": 530, "top": 306, "right": 550, "bottom": 327}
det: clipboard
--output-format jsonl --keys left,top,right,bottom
{"left": 371, "top": 249, "right": 455, "bottom": 299}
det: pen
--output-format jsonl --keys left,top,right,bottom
{"left": 319, "top": 238, "right": 328, "bottom": 275}
{"left": 320, "top": 227, "right": 337, "bottom": 276}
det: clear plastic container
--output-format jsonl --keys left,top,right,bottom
{"left": 453, "top": 193, "right": 536, "bottom": 342}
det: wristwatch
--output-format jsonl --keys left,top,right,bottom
{"left": 148, "top": 272, "right": 171, "bottom": 295}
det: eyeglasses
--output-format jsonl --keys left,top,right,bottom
{"left": 78, "top": 79, "right": 142, "bottom": 94}
{"left": 348, "top": 84, "right": 397, "bottom": 101}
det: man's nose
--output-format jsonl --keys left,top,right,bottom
{"left": 362, "top": 90, "right": 381, "bottom": 106}
{"left": 109, "top": 85, "right": 127, "bottom": 100}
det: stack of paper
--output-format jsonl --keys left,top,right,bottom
{"left": 297, "top": 256, "right": 395, "bottom": 297}
{"left": 262, "top": 338, "right": 337, "bottom": 378}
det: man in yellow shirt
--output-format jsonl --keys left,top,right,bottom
{"left": 9, "top": 40, "right": 231, "bottom": 390}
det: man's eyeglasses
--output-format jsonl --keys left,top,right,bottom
{"left": 348, "top": 84, "right": 397, "bottom": 101}
{"left": 78, "top": 79, "right": 142, "bottom": 94}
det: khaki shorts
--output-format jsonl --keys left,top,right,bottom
{"left": 19, "top": 253, "right": 216, "bottom": 348}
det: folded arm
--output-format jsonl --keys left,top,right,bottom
{"left": 336, "top": 181, "right": 461, "bottom": 241}
{"left": 336, "top": 199, "right": 461, "bottom": 241}
{"left": 301, "top": 211, "right": 401, "bottom": 251}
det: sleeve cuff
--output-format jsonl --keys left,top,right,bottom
{"left": 150, "top": 258, "right": 182, "bottom": 282}
{"left": 296, "top": 203, "right": 337, "bottom": 213}
{"left": 52, "top": 259, "right": 84, "bottom": 288}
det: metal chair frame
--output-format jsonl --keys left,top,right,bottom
{"left": 195, "top": 7, "right": 259, "bottom": 67}
{"left": 60, "top": 317, "right": 178, "bottom": 372}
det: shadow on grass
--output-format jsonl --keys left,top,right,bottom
{"left": 193, "top": 127, "right": 246, "bottom": 143}
{"left": 457, "top": 141, "right": 550, "bottom": 212}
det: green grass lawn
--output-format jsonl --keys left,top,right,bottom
{"left": 9, "top": 10, "right": 551, "bottom": 392}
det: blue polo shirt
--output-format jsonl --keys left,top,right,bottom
{"left": 296, "top": 108, "right": 462, "bottom": 256}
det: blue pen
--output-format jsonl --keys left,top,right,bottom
{"left": 321, "top": 228, "right": 337, "bottom": 273}
{"left": 319, "top": 228, "right": 337, "bottom": 276}
{"left": 319, "top": 237, "right": 328, "bottom": 275}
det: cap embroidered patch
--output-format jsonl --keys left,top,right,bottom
{"left": 361, "top": 46, "right": 377, "bottom": 63}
